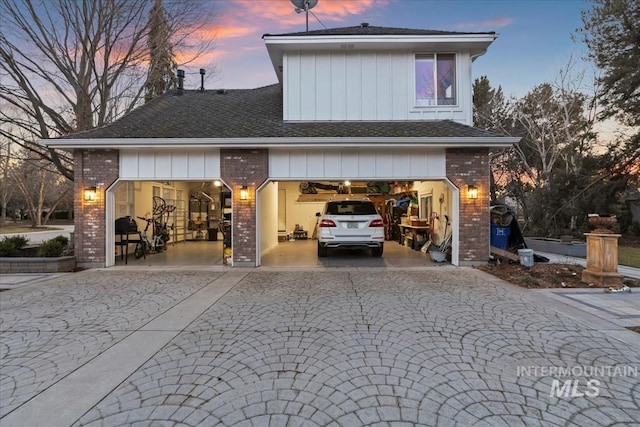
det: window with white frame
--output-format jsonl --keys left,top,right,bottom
{"left": 114, "top": 182, "right": 134, "bottom": 218}
{"left": 420, "top": 195, "right": 433, "bottom": 219}
{"left": 415, "top": 53, "right": 456, "bottom": 106}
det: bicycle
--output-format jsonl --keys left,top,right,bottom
{"left": 134, "top": 216, "right": 170, "bottom": 258}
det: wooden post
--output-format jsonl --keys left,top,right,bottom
{"left": 581, "top": 233, "right": 623, "bottom": 287}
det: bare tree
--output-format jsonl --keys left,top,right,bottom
{"left": 474, "top": 58, "right": 608, "bottom": 235}
{"left": 0, "top": 135, "right": 17, "bottom": 225}
{"left": 505, "top": 59, "right": 597, "bottom": 185}
{"left": 0, "top": 0, "right": 216, "bottom": 181}
{"left": 9, "top": 150, "right": 72, "bottom": 227}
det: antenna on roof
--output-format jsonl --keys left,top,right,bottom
{"left": 291, "top": 0, "right": 318, "bottom": 32}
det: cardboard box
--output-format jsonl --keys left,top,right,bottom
{"left": 411, "top": 219, "right": 429, "bottom": 226}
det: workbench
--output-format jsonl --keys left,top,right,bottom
{"left": 398, "top": 224, "right": 431, "bottom": 251}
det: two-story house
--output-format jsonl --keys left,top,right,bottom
{"left": 45, "top": 24, "right": 518, "bottom": 269}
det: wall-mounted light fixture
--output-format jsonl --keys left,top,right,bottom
{"left": 240, "top": 185, "right": 249, "bottom": 201}
{"left": 84, "top": 186, "right": 97, "bottom": 202}
{"left": 343, "top": 180, "right": 351, "bottom": 186}
{"left": 214, "top": 180, "right": 222, "bottom": 187}
{"left": 467, "top": 185, "right": 478, "bottom": 200}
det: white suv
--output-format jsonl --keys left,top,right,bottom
{"left": 315, "top": 198, "right": 385, "bottom": 257}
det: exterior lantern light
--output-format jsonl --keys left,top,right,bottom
{"left": 240, "top": 186, "right": 249, "bottom": 201}
{"left": 344, "top": 180, "right": 351, "bottom": 186}
{"left": 84, "top": 186, "right": 97, "bottom": 202}
{"left": 467, "top": 185, "right": 478, "bottom": 200}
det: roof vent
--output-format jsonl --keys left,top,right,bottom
{"left": 216, "top": 89, "right": 226, "bottom": 95}
{"left": 177, "top": 69, "right": 185, "bottom": 95}
{"left": 361, "top": 22, "right": 369, "bottom": 28}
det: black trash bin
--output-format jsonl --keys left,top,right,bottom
{"left": 207, "top": 228, "right": 218, "bottom": 241}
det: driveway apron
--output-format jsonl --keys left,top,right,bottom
{"left": 1, "top": 267, "right": 639, "bottom": 426}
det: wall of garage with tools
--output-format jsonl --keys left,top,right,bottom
{"left": 270, "top": 179, "right": 453, "bottom": 256}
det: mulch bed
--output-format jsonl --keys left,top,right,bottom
{"left": 477, "top": 262, "right": 589, "bottom": 289}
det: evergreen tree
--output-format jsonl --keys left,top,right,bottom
{"left": 581, "top": 0, "right": 640, "bottom": 127}
{"left": 581, "top": 0, "right": 639, "bottom": 232}
{"left": 145, "top": 0, "right": 178, "bottom": 102}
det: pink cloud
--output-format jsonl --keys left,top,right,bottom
{"left": 454, "top": 17, "right": 514, "bottom": 30}
{"left": 213, "top": 0, "right": 391, "bottom": 38}
{"left": 202, "top": 1, "right": 392, "bottom": 68}
{"left": 181, "top": 0, "right": 393, "bottom": 87}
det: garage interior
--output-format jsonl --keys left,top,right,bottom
{"left": 113, "top": 180, "right": 231, "bottom": 266}
{"left": 113, "top": 179, "right": 453, "bottom": 267}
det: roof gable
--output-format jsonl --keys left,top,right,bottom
{"left": 263, "top": 23, "right": 497, "bottom": 84}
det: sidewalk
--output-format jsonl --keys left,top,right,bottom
{"left": 1, "top": 225, "right": 74, "bottom": 245}
{"left": 535, "top": 250, "right": 640, "bottom": 280}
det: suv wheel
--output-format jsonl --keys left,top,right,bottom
{"left": 372, "top": 244, "right": 383, "bottom": 257}
{"left": 317, "top": 242, "right": 328, "bottom": 257}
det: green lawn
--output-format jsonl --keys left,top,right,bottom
{"left": 619, "top": 246, "right": 640, "bottom": 268}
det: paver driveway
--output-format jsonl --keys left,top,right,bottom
{"left": 1, "top": 267, "right": 639, "bottom": 426}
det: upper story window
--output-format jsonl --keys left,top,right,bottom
{"left": 415, "top": 53, "right": 456, "bottom": 106}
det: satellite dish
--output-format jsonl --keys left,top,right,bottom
{"left": 290, "top": 0, "right": 318, "bottom": 10}
{"left": 290, "top": 0, "right": 318, "bottom": 32}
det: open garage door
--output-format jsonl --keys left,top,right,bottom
{"left": 106, "top": 179, "right": 231, "bottom": 267}
{"left": 258, "top": 178, "right": 459, "bottom": 267}
{"left": 258, "top": 147, "right": 459, "bottom": 266}
{"left": 104, "top": 149, "right": 232, "bottom": 267}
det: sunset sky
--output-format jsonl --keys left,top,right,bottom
{"left": 188, "top": 0, "right": 591, "bottom": 98}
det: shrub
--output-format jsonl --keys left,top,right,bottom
{"left": 0, "top": 235, "right": 30, "bottom": 256}
{"left": 52, "top": 235, "right": 69, "bottom": 248}
{"left": 0, "top": 240, "right": 14, "bottom": 256}
{"left": 37, "top": 239, "right": 65, "bottom": 257}
{"left": 6, "top": 235, "right": 29, "bottom": 249}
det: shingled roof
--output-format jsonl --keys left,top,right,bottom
{"left": 263, "top": 24, "right": 495, "bottom": 38}
{"left": 64, "top": 84, "right": 507, "bottom": 140}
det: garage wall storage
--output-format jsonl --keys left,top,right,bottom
{"left": 269, "top": 148, "right": 446, "bottom": 179}
{"left": 120, "top": 149, "right": 221, "bottom": 179}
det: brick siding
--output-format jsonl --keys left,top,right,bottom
{"left": 74, "top": 149, "right": 119, "bottom": 267}
{"left": 220, "top": 149, "right": 269, "bottom": 266}
{"left": 74, "top": 147, "right": 489, "bottom": 268}
{"left": 446, "top": 148, "right": 490, "bottom": 265}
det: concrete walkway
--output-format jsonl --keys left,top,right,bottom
{"left": 1, "top": 267, "right": 638, "bottom": 426}
{"left": 1, "top": 225, "right": 74, "bottom": 245}
{"left": 534, "top": 250, "right": 640, "bottom": 280}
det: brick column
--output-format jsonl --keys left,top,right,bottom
{"left": 446, "top": 148, "right": 490, "bottom": 265}
{"left": 220, "top": 149, "right": 268, "bottom": 267}
{"left": 74, "top": 149, "right": 119, "bottom": 268}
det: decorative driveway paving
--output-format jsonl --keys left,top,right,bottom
{"left": 1, "top": 268, "right": 639, "bottom": 426}
{"left": 0, "top": 270, "right": 220, "bottom": 418}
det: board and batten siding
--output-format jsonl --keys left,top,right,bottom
{"left": 283, "top": 51, "right": 473, "bottom": 124}
{"left": 269, "top": 149, "right": 446, "bottom": 180}
{"left": 120, "top": 149, "right": 221, "bottom": 179}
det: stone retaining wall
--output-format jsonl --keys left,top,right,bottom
{"left": 0, "top": 256, "right": 77, "bottom": 274}
{"left": 524, "top": 237, "right": 586, "bottom": 257}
